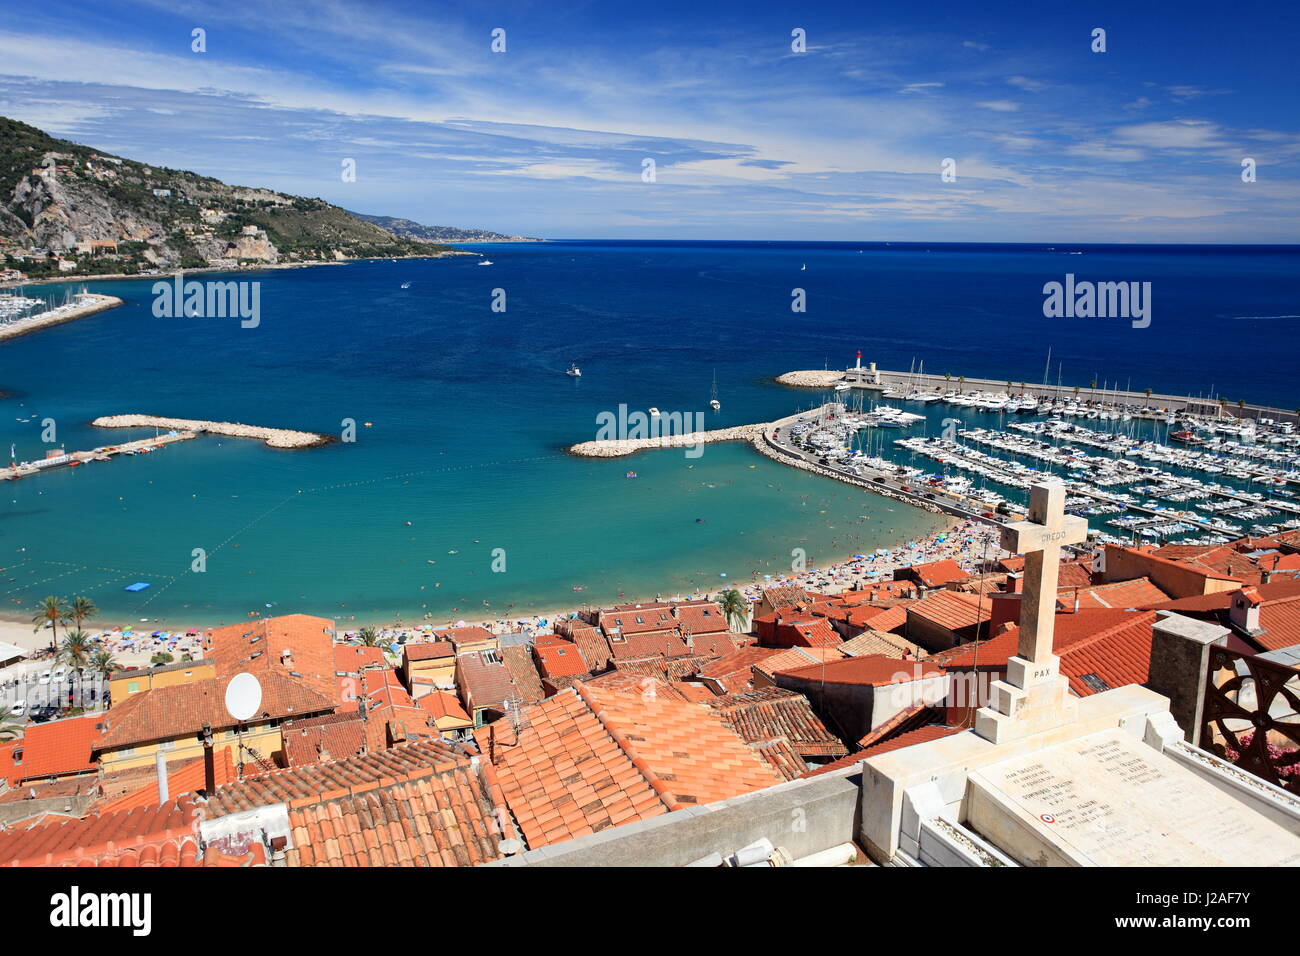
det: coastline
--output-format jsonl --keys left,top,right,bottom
{"left": 0, "top": 512, "right": 970, "bottom": 643}
{"left": 0, "top": 251, "right": 474, "bottom": 291}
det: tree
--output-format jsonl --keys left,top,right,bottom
{"left": 69, "top": 596, "right": 98, "bottom": 630}
{"left": 717, "top": 589, "right": 749, "bottom": 633}
{"left": 151, "top": 651, "right": 175, "bottom": 667}
{"left": 57, "top": 630, "right": 92, "bottom": 670}
{"left": 0, "top": 711, "right": 22, "bottom": 742}
{"left": 32, "top": 596, "right": 68, "bottom": 655}
{"left": 357, "top": 626, "right": 380, "bottom": 647}
{"left": 88, "top": 650, "right": 119, "bottom": 678}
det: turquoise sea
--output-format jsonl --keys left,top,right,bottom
{"left": 2, "top": 241, "right": 1297, "bottom": 625}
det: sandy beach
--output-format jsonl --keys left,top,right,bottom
{"left": 0, "top": 516, "right": 1000, "bottom": 660}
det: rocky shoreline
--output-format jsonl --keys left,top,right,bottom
{"left": 91, "top": 414, "right": 333, "bottom": 449}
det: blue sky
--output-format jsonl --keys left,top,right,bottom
{"left": 1, "top": 0, "right": 1297, "bottom": 241}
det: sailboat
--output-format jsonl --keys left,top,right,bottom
{"left": 709, "top": 371, "right": 721, "bottom": 410}
{"left": 566, "top": 363, "right": 581, "bottom": 377}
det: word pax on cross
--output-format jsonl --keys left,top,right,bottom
{"left": 999, "top": 481, "right": 1089, "bottom": 668}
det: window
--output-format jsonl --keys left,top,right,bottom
{"left": 127, "top": 681, "right": 139, "bottom": 693}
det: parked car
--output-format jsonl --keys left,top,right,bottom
{"left": 8, "top": 701, "right": 24, "bottom": 716}
{"left": 38, "top": 670, "right": 51, "bottom": 685}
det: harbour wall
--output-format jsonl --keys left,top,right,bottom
{"left": 0, "top": 294, "right": 123, "bottom": 344}
{"left": 91, "top": 415, "right": 333, "bottom": 449}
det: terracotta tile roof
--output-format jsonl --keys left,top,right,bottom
{"left": 782, "top": 618, "right": 842, "bottom": 648}
{"left": 673, "top": 602, "right": 731, "bottom": 635}
{"left": 1141, "top": 577, "right": 1300, "bottom": 612}
{"left": 480, "top": 683, "right": 786, "bottom": 849}
{"left": 670, "top": 681, "right": 718, "bottom": 702}
{"left": 940, "top": 609, "right": 1158, "bottom": 697}
{"left": 12, "top": 714, "right": 103, "bottom": 782}
{"left": 599, "top": 605, "right": 676, "bottom": 636}
{"left": 206, "top": 614, "right": 338, "bottom": 701}
{"left": 697, "top": 646, "right": 786, "bottom": 694}
{"left": 606, "top": 631, "right": 691, "bottom": 660}
{"left": 838, "top": 629, "right": 927, "bottom": 659}
{"left": 750, "top": 736, "right": 809, "bottom": 781}
{"left": 1253, "top": 593, "right": 1300, "bottom": 652}
{"left": 477, "top": 689, "right": 670, "bottom": 847}
{"left": 760, "top": 586, "right": 811, "bottom": 609}
{"left": 908, "top": 590, "right": 991, "bottom": 633}
{"left": 500, "top": 645, "right": 545, "bottom": 704}
{"left": 862, "top": 604, "right": 910, "bottom": 634}
{"left": 609, "top": 654, "right": 715, "bottom": 681}
{"left": 753, "top": 646, "right": 847, "bottom": 680}
{"left": 432, "top": 626, "right": 496, "bottom": 648}
{"left": 579, "top": 670, "right": 692, "bottom": 701}
{"left": 532, "top": 639, "right": 589, "bottom": 679}
{"left": 572, "top": 629, "right": 613, "bottom": 671}
{"left": 284, "top": 770, "right": 509, "bottom": 867}
{"left": 95, "top": 750, "right": 238, "bottom": 814}
{"left": 403, "top": 641, "right": 456, "bottom": 663}
{"left": 205, "top": 738, "right": 470, "bottom": 814}
{"left": 96, "top": 671, "right": 336, "bottom": 750}
{"left": 705, "top": 688, "right": 848, "bottom": 759}
{"left": 903, "top": 559, "right": 969, "bottom": 589}
{"left": 418, "top": 691, "right": 472, "bottom": 723}
{"left": 456, "top": 650, "right": 518, "bottom": 713}
{"left": 202, "top": 738, "right": 512, "bottom": 867}
{"left": 334, "top": 644, "right": 386, "bottom": 673}
{"left": 281, "top": 713, "right": 369, "bottom": 767}
{"left": 0, "top": 797, "right": 204, "bottom": 867}
{"left": 1062, "top": 576, "right": 1169, "bottom": 610}
{"left": 683, "top": 632, "right": 744, "bottom": 657}
{"left": 861, "top": 723, "right": 962, "bottom": 757}
{"left": 778, "top": 654, "right": 944, "bottom": 687}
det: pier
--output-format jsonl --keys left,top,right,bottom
{"left": 2, "top": 432, "right": 196, "bottom": 480}
{"left": 780, "top": 365, "right": 1300, "bottom": 425}
{"left": 569, "top": 422, "right": 768, "bottom": 457}
{"left": 0, "top": 293, "right": 123, "bottom": 344}
{"left": 91, "top": 415, "right": 332, "bottom": 449}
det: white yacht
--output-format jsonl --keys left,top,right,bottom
{"left": 566, "top": 363, "right": 581, "bottom": 377}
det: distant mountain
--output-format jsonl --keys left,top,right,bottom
{"left": 0, "top": 116, "right": 456, "bottom": 279}
{"left": 348, "top": 212, "right": 537, "bottom": 243}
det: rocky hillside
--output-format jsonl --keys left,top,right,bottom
{"left": 347, "top": 212, "right": 536, "bottom": 242}
{"left": 0, "top": 116, "right": 459, "bottom": 279}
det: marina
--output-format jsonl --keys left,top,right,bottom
{"left": 773, "top": 363, "right": 1300, "bottom": 547}
{"left": 0, "top": 289, "right": 123, "bottom": 343}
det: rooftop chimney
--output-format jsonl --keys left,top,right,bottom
{"left": 1228, "top": 587, "right": 1263, "bottom": 634}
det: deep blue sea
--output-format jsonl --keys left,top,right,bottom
{"left": 2, "top": 240, "right": 1297, "bottom": 625}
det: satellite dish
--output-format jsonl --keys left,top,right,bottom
{"left": 225, "top": 672, "right": 263, "bottom": 722}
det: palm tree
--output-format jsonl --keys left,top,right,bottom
{"left": 57, "top": 629, "right": 92, "bottom": 670}
{"left": 88, "top": 650, "right": 119, "bottom": 678}
{"left": 357, "top": 626, "right": 380, "bottom": 647}
{"left": 717, "top": 589, "right": 749, "bottom": 633}
{"left": 69, "top": 596, "right": 98, "bottom": 631}
{"left": 0, "top": 712, "right": 22, "bottom": 742}
{"left": 151, "top": 651, "right": 175, "bottom": 667}
{"left": 32, "top": 596, "right": 68, "bottom": 655}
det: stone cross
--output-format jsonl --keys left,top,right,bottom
{"left": 1000, "top": 482, "right": 1089, "bottom": 666}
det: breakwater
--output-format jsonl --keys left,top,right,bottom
{"left": 569, "top": 423, "right": 767, "bottom": 458}
{"left": 0, "top": 294, "right": 123, "bottom": 343}
{"left": 91, "top": 415, "right": 332, "bottom": 449}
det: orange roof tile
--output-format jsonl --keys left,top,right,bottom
{"left": 97, "top": 671, "right": 336, "bottom": 750}
{"left": 0, "top": 797, "right": 204, "bottom": 867}
{"left": 12, "top": 714, "right": 103, "bottom": 782}
{"left": 206, "top": 614, "right": 338, "bottom": 701}
{"left": 96, "top": 750, "right": 238, "bottom": 814}
{"left": 778, "top": 654, "right": 944, "bottom": 687}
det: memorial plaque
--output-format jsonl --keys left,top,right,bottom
{"left": 966, "top": 728, "right": 1300, "bottom": 866}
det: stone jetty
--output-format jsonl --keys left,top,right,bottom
{"left": 91, "top": 415, "right": 332, "bottom": 449}
{"left": 775, "top": 370, "right": 845, "bottom": 388}
{"left": 570, "top": 423, "right": 767, "bottom": 458}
